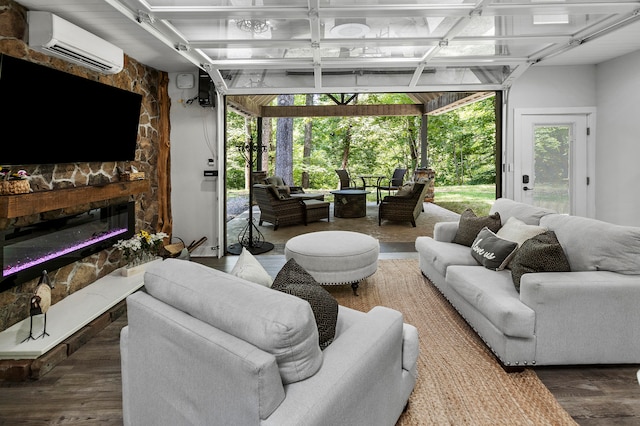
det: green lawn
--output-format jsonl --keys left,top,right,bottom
{"left": 433, "top": 184, "right": 495, "bottom": 216}
{"left": 228, "top": 184, "right": 496, "bottom": 217}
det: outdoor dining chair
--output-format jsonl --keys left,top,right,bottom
{"left": 376, "top": 168, "right": 407, "bottom": 203}
{"left": 335, "top": 169, "right": 364, "bottom": 190}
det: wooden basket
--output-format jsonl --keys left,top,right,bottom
{"left": 0, "top": 179, "right": 31, "bottom": 195}
{"left": 163, "top": 238, "right": 186, "bottom": 258}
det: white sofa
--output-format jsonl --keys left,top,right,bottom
{"left": 415, "top": 198, "right": 640, "bottom": 369}
{"left": 120, "top": 259, "right": 418, "bottom": 425}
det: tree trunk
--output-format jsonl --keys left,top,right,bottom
{"left": 275, "top": 94, "right": 294, "bottom": 185}
{"left": 340, "top": 121, "right": 352, "bottom": 170}
{"left": 301, "top": 94, "right": 313, "bottom": 188}
{"left": 407, "top": 116, "right": 419, "bottom": 171}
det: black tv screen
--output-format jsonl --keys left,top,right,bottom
{"left": 0, "top": 54, "right": 142, "bottom": 165}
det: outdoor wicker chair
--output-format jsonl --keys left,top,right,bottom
{"left": 263, "top": 176, "right": 304, "bottom": 195}
{"left": 253, "top": 184, "right": 305, "bottom": 230}
{"left": 378, "top": 182, "right": 428, "bottom": 227}
{"left": 335, "top": 169, "right": 364, "bottom": 190}
{"left": 376, "top": 168, "right": 407, "bottom": 203}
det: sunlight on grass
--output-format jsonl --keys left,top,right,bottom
{"left": 434, "top": 184, "right": 495, "bottom": 216}
{"left": 228, "top": 184, "right": 497, "bottom": 217}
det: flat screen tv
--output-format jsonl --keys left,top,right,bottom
{"left": 0, "top": 54, "right": 142, "bottom": 165}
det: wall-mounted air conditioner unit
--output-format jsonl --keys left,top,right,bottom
{"left": 27, "top": 11, "right": 124, "bottom": 74}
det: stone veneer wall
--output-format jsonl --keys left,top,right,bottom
{"left": 0, "top": 0, "right": 165, "bottom": 331}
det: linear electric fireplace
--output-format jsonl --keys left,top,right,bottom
{"left": 1, "top": 201, "right": 135, "bottom": 291}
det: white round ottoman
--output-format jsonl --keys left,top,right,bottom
{"left": 284, "top": 231, "right": 379, "bottom": 295}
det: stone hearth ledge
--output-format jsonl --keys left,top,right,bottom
{"left": 0, "top": 260, "right": 159, "bottom": 361}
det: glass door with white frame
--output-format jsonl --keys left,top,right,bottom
{"left": 515, "top": 113, "right": 590, "bottom": 216}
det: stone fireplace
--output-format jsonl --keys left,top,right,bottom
{"left": 0, "top": 0, "right": 170, "bottom": 336}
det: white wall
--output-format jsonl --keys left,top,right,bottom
{"left": 168, "top": 71, "right": 220, "bottom": 256}
{"left": 505, "top": 65, "right": 597, "bottom": 208}
{"left": 595, "top": 50, "right": 640, "bottom": 226}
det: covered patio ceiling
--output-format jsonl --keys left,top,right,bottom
{"left": 226, "top": 91, "right": 496, "bottom": 117}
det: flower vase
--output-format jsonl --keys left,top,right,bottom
{"left": 121, "top": 254, "right": 160, "bottom": 277}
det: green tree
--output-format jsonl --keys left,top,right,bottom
{"left": 227, "top": 93, "right": 496, "bottom": 190}
{"left": 427, "top": 97, "right": 496, "bottom": 185}
{"left": 275, "top": 94, "right": 294, "bottom": 184}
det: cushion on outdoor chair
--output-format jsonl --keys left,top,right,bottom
{"left": 267, "top": 184, "right": 288, "bottom": 200}
{"left": 265, "top": 176, "right": 303, "bottom": 196}
{"left": 395, "top": 183, "right": 414, "bottom": 197}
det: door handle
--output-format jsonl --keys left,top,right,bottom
{"left": 523, "top": 186, "right": 534, "bottom": 191}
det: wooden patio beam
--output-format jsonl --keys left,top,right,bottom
{"left": 260, "top": 103, "right": 425, "bottom": 118}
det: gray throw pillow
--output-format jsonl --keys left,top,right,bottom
{"left": 272, "top": 259, "right": 338, "bottom": 349}
{"left": 453, "top": 208, "right": 502, "bottom": 247}
{"left": 471, "top": 227, "right": 519, "bottom": 271}
{"left": 510, "top": 231, "right": 571, "bottom": 292}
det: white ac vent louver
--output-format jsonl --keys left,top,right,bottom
{"left": 27, "top": 11, "right": 124, "bottom": 74}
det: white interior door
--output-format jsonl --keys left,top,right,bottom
{"left": 515, "top": 113, "right": 591, "bottom": 216}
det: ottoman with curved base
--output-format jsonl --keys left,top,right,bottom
{"left": 284, "top": 231, "right": 379, "bottom": 295}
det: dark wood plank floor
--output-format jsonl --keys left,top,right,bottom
{"left": 0, "top": 315, "right": 126, "bottom": 425}
{"left": 1, "top": 252, "right": 639, "bottom": 425}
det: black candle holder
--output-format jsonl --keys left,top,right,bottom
{"left": 227, "top": 138, "right": 274, "bottom": 255}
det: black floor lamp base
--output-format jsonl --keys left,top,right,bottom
{"left": 227, "top": 241, "right": 274, "bottom": 255}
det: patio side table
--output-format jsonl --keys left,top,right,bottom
{"left": 330, "top": 189, "right": 370, "bottom": 218}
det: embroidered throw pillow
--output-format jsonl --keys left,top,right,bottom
{"left": 471, "top": 227, "right": 519, "bottom": 271}
{"left": 510, "top": 231, "right": 571, "bottom": 292}
{"left": 272, "top": 259, "right": 338, "bottom": 349}
{"left": 453, "top": 208, "right": 502, "bottom": 247}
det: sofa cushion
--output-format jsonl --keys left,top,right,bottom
{"left": 229, "top": 247, "right": 273, "bottom": 287}
{"left": 490, "top": 198, "right": 556, "bottom": 226}
{"left": 453, "top": 208, "right": 502, "bottom": 247}
{"left": 510, "top": 231, "right": 571, "bottom": 292}
{"left": 540, "top": 214, "right": 640, "bottom": 274}
{"left": 144, "top": 259, "right": 322, "bottom": 384}
{"left": 471, "top": 227, "right": 519, "bottom": 271}
{"left": 446, "top": 265, "right": 536, "bottom": 338}
{"left": 272, "top": 258, "right": 338, "bottom": 349}
{"left": 415, "top": 236, "right": 478, "bottom": 277}
{"left": 496, "top": 216, "right": 547, "bottom": 247}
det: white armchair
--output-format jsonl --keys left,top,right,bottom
{"left": 120, "top": 259, "right": 418, "bottom": 425}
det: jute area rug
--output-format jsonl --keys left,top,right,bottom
{"left": 326, "top": 259, "right": 577, "bottom": 426}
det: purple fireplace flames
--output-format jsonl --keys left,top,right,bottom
{"left": 3, "top": 227, "right": 127, "bottom": 277}
{"left": 1, "top": 202, "right": 135, "bottom": 291}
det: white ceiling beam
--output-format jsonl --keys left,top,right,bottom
{"left": 104, "top": 0, "right": 207, "bottom": 69}
{"left": 308, "top": 0, "right": 323, "bottom": 90}
{"left": 224, "top": 83, "right": 504, "bottom": 96}
{"left": 134, "top": 2, "right": 640, "bottom": 20}
{"left": 485, "top": 2, "right": 639, "bottom": 16}
{"left": 187, "top": 34, "right": 572, "bottom": 50}
{"left": 210, "top": 56, "right": 523, "bottom": 71}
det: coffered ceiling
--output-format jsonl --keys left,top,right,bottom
{"left": 15, "top": 0, "right": 640, "bottom": 96}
